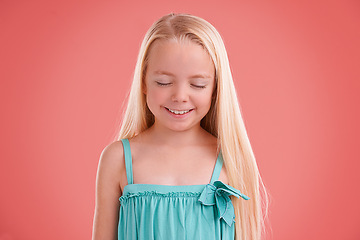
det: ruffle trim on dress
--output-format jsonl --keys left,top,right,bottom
{"left": 119, "top": 191, "right": 201, "bottom": 204}
{"left": 119, "top": 181, "right": 249, "bottom": 228}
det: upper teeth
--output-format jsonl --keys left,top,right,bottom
{"left": 167, "top": 108, "right": 191, "bottom": 115}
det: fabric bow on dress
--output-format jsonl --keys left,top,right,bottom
{"left": 198, "top": 180, "right": 250, "bottom": 227}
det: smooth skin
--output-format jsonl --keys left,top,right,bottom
{"left": 92, "top": 39, "right": 229, "bottom": 240}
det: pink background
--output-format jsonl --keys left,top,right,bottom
{"left": 1, "top": 1, "right": 359, "bottom": 239}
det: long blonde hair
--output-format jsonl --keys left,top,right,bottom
{"left": 115, "top": 13, "right": 269, "bottom": 240}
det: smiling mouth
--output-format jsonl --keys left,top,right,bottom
{"left": 165, "top": 107, "right": 193, "bottom": 115}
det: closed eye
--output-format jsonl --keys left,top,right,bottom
{"left": 156, "top": 81, "right": 171, "bottom": 86}
{"left": 191, "top": 84, "right": 206, "bottom": 89}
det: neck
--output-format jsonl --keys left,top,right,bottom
{"left": 147, "top": 122, "right": 207, "bottom": 147}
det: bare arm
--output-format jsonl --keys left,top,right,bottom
{"left": 92, "top": 141, "right": 124, "bottom": 240}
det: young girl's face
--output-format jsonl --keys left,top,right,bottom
{"left": 144, "top": 39, "right": 215, "bottom": 132}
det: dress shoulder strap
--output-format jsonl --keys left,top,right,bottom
{"left": 209, "top": 151, "right": 223, "bottom": 184}
{"left": 120, "top": 139, "right": 133, "bottom": 185}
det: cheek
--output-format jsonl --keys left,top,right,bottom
{"left": 195, "top": 90, "right": 213, "bottom": 109}
{"left": 146, "top": 87, "right": 167, "bottom": 106}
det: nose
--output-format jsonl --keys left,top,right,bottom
{"left": 171, "top": 84, "right": 189, "bottom": 102}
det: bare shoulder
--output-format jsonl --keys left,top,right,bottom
{"left": 98, "top": 141, "right": 124, "bottom": 173}
{"left": 96, "top": 140, "right": 126, "bottom": 193}
{"left": 92, "top": 140, "right": 125, "bottom": 240}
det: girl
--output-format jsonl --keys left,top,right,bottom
{"left": 92, "top": 13, "right": 268, "bottom": 240}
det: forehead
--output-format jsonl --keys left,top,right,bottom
{"left": 146, "top": 39, "right": 215, "bottom": 77}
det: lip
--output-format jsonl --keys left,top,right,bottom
{"left": 164, "top": 107, "right": 194, "bottom": 118}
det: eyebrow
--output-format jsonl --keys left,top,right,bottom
{"left": 153, "top": 70, "right": 212, "bottom": 79}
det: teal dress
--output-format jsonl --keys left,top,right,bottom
{"left": 118, "top": 139, "right": 250, "bottom": 240}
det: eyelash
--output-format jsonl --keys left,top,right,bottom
{"left": 191, "top": 84, "right": 206, "bottom": 89}
{"left": 156, "top": 82, "right": 171, "bottom": 86}
{"left": 156, "top": 82, "right": 206, "bottom": 89}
